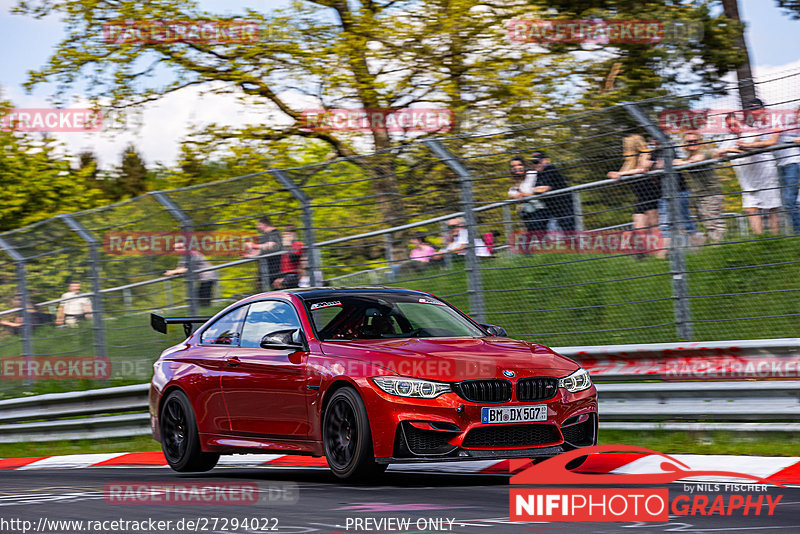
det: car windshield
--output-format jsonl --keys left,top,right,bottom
{"left": 304, "top": 293, "right": 485, "bottom": 341}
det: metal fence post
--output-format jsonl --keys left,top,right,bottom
{"left": 384, "top": 232, "right": 396, "bottom": 280}
{"left": 623, "top": 102, "right": 693, "bottom": 340}
{"left": 58, "top": 215, "right": 108, "bottom": 359}
{"left": 151, "top": 192, "right": 197, "bottom": 316}
{"left": 270, "top": 170, "right": 320, "bottom": 286}
{"left": 0, "top": 237, "right": 33, "bottom": 367}
{"left": 502, "top": 204, "right": 513, "bottom": 247}
{"left": 123, "top": 288, "right": 133, "bottom": 311}
{"left": 572, "top": 191, "right": 584, "bottom": 231}
{"left": 424, "top": 139, "right": 486, "bottom": 322}
{"left": 440, "top": 221, "right": 453, "bottom": 270}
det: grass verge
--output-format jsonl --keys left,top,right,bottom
{"left": 0, "top": 435, "right": 160, "bottom": 459}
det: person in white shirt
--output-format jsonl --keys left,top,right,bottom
{"left": 431, "top": 217, "right": 491, "bottom": 264}
{"left": 738, "top": 103, "right": 800, "bottom": 234}
{"left": 508, "top": 156, "right": 548, "bottom": 231}
{"left": 56, "top": 282, "right": 93, "bottom": 327}
{"left": 716, "top": 109, "right": 781, "bottom": 235}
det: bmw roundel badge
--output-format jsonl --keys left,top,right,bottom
{"left": 503, "top": 370, "right": 515, "bottom": 378}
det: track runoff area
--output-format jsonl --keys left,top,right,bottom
{"left": 0, "top": 450, "right": 798, "bottom": 533}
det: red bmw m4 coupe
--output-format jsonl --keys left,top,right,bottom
{"left": 149, "top": 287, "right": 598, "bottom": 479}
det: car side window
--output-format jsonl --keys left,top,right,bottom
{"left": 240, "top": 300, "right": 303, "bottom": 348}
{"left": 200, "top": 305, "right": 248, "bottom": 345}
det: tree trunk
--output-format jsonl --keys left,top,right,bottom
{"left": 721, "top": 0, "right": 757, "bottom": 107}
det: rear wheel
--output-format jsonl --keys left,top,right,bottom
{"left": 323, "top": 387, "right": 387, "bottom": 480}
{"left": 160, "top": 390, "right": 219, "bottom": 472}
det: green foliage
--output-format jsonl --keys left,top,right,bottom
{"left": 98, "top": 143, "right": 150, "bottom": 201}
{"left": 0, "top": 132, "right": 105, "bottom": 232}
{"left": 9, "top": 0, "right": 748, "bottom": 236}
{"left": 775, "top": 0, "right": 800, "bottom": 20}
{"left": 527, "top": 0, "right": 745, "bottom": 108}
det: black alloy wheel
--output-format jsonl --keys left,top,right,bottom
{"left": 323, "top": 387, "right": 387, "bottom": 480}
{"left": 160, "top": 390, "right": 219, "bottom": 472}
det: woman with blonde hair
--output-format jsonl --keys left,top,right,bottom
{"left": 608, "top": 134, "right": 660, "bottom": 233}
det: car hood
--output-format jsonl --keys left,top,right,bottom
{"left": 318, "top": 337, "right": 579, "bottom": 381}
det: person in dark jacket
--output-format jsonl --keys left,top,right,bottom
{"left": 529, "top": 150, "right": 575, "bottom": 231}
{"left": 244, "top": 216, "right": 283, "bottom": 291}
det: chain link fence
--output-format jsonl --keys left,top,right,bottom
{"left": 1, "top": 71, "right": 799, "bottom": 397}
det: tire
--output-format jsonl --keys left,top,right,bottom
{"left": 322, "top": 387, "right": 387, "bottom": 481}
{"left": 160, "top": 390, "right": 220, "bottom": 472}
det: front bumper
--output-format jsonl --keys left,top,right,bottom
{"left": 361, "top": 379, "right": 598, "bottom": 461}
{"left": 376, "top": 445, "right": 570, "bottom": 464}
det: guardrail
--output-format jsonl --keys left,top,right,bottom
{"left": 1, "top": 379, "right": 798, "bottom": 443}
{"left": 0, "top": 384, "right": 149, "bottom": 443}
{"left": 559, "top": 338, "right": 800, "bottom": 381}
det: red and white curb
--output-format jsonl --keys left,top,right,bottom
{"left": 1, "top": 452, "right": 799, "bottom": 484}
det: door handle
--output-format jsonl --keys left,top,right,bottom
{"left": 226, "top": 356, "right": 242, "bottom": 367}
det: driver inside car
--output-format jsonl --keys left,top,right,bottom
{"left": 358, "top": 308, "right": 397, "bottom": 338}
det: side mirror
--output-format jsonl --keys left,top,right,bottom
{"left": 260, "top": 329, "right": 304, "bottom": 350}
{"left": 481, "top": 323, "right": 508, "bottom": 337}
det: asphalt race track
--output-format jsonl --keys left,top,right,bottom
{"left": 1, "top": 467, "right": 798, "bottom": 534}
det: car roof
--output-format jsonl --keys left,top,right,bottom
{"left": 285, "top": 286, "right": 430, "bottom": 301}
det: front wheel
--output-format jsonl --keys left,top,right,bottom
{"left": 160, "top": 390, "right": 219, "bottom": 472}
{"left": 323, "top": 387, "right": 387, "bottom": 481}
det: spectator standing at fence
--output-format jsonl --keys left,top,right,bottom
{"left": 741, "top": 103, "right": 800, "bottom": 234}
{"left": 1, "top": 295, "right": 40, "bottom": 335}
{"left": 773, "top": 106, "right": 800, "bottom": 234}
{"left": 674, "top": 131, "right": 725, "bottom": 244}
{"left": 529, "top": 151, "right": 575, "bottom": 231}
{"left": 432, "top": 217, "right": 491, "bottom": 262}
{"left": 55, "top": 281, "right": 92, "bottom": 327}
{"left": 164, "top": 241, "right": 217, "bottom": 307}
{"left": 736, "top": 98, "right": 782, "bottom": 234}
{"left": 716, "top": 110, "right": 780, "bottom": 235}
{"left": 651, "top": 137, "right": 697, "bottom": 249}
{"left": 244, "top": 216, "right": 283, "bottom": 290}
{"left": 273, "top": 226, "right": 305, "bottom": 289}
{"left": 508, "top": 156, "right": 548, "bottom": 232}
{"left": 607, "top": 134, "right": 659, "bottom": 238}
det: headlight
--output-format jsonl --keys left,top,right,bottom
{"left": 371, "top": 377, "right": 451, "bottom": 398}
{"left": 558, "top": 368, "right": 592, "bottom": 392}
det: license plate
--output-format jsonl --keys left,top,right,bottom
{"left": 481, "top": 405, "right": 547, "bottom": 424}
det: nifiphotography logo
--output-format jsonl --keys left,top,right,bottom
{"left": 509, "top": 445, "right": 784, "bottom": 522}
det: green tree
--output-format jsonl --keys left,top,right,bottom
{"left": 0, "top": 130, "right": 103, "bottom": 232}
{"left": 112, "top": 144, "right": 149, "bottom": 201}
{"left": 13, "top": 0, "right": 749, "bottom": 258}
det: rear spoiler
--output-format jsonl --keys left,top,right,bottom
{"left": 151, "top": 313, "right": 213, "bottom": 336}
